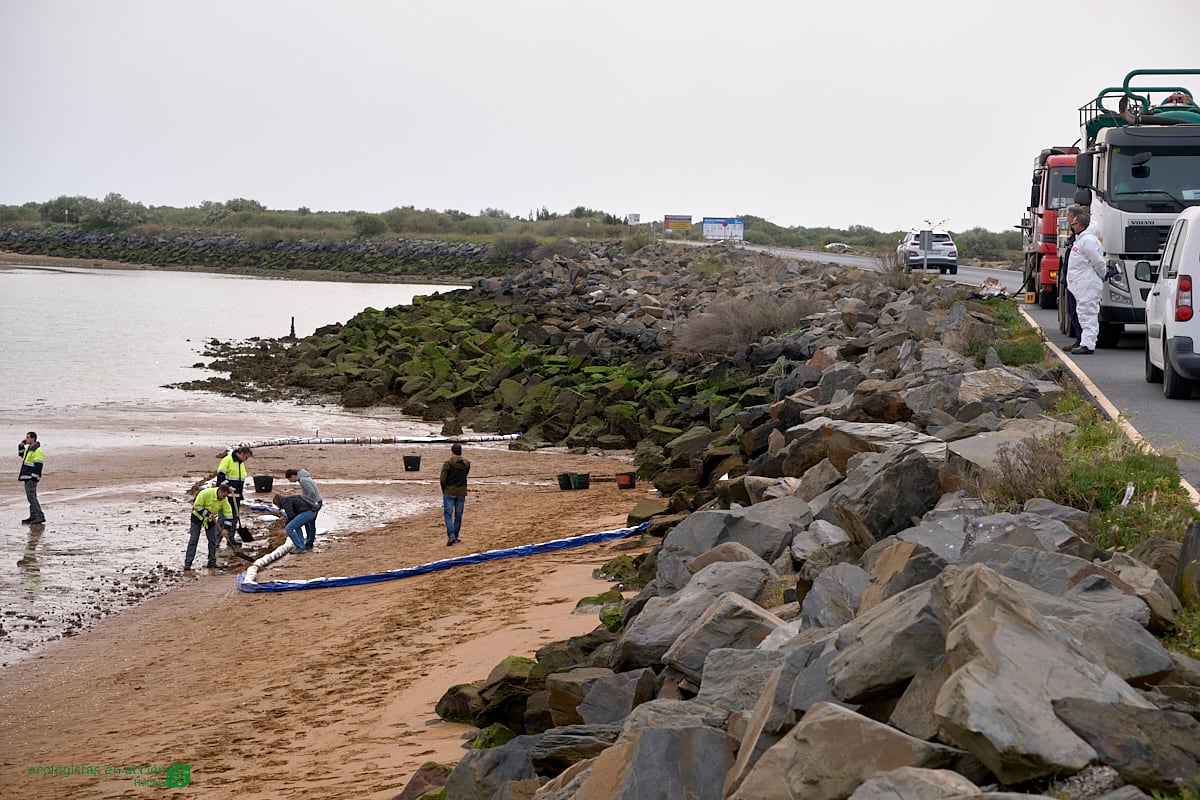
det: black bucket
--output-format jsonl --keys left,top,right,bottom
{"left": 557, "top": 473, "right": 573, "bottom": 491}
{"left": 252, "top": 475, "right": 274, "bottom": 493}
{"left": 403, "top": 455, "right": 421, "bottom": 472}
{"left": 570, "top": 472, "right": 590, "bottom": 490}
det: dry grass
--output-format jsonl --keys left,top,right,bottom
{"left": 671, "top": 295, "right": 819, "bottom": 355}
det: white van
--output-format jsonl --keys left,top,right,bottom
{"left": 1137, "top": 205, "right": 1200, "bottom": 398}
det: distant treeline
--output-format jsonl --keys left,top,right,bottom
{"left": 0, "top": 194, "right": 1023, "bottom": 263}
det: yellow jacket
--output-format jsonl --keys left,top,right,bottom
{"left": 192, "top": 487, "right": 233, "bottom": 523}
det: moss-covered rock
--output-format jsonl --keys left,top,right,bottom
{"left": 593, "top": 555, "right": 638, "bottom": 582}
{"left": 529, "top": 629, "right": 618, "bottom": 681}
{"left": 573, "top": 589, "right": 624, "bottom": 612}
{"left": 468, "top": 722, "right": 517, "bottom": 750}
{"left": 485, "top": 655, "right": 536, "bottom": 686}
{"left": 434, "top": 683, "right": 484, "bottom": 723}
{"left": 599, "top": 601, "right": 626, "bottom": 632}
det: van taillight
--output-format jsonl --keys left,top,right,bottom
{"left": 1178, "top": 275, "right": 1194, "bottom": 323}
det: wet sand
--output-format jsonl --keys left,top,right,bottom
{"left": 0, "top": 399, "right": 646, "bottom": 798}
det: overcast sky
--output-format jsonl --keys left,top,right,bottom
{"left": 3, "top": 0, "right": 1199, "bottom": 234}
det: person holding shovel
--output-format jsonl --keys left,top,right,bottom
{"left": 217, "top": 446, "right": 253, "bottom": 547}
{"left": 185, "top": 484, "right": 234, "bottom": 571}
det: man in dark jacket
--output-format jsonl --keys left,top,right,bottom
{"left": 18, "top": 431, "right": 45, "bottom": 524}
{"left": 439, "top": 444, "right": 470, "bottom": 546}
{"left": 273, "top": 493, "right": 319, "bottom": 554}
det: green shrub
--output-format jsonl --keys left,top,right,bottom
{"left": 622, "top": 229, "right": 655, "bottom": 254}
{"left": 490, "top": 233, "right": 537, "bottom": 261}
{"left": 243, "top": 227, "right": 285, "bottom": 247}
{"left": 454, "top": 216, "right": 499, "bottom": 236}
{"left": 351, "top": 213, "right": 387, "bottom": 237}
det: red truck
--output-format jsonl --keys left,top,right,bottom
{"left": 1019, "top": 146, "right": 1078, "bottom": 308}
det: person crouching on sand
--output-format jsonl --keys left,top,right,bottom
{"left": 273, "top": 493, "right": 319, "bottom": 554}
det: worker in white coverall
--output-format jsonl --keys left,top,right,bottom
{"left": 1064, "top": 204, "right": 1106, "bottom": 355}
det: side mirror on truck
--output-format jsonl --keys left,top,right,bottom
{"left": 1075, "top": 152, "right": 1095, "bottom": 190}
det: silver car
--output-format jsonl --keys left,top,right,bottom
{"left": 897, "top": 231, "right": 958, "bottom": 274}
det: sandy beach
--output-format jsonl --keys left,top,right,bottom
{"left": 0, "top": 403, "right": 647, "bottom": 799}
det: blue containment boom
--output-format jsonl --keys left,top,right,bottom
{"left": 236, "top": 522, "right": 648, "bottom": 593}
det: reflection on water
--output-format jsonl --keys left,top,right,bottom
{"left": 0, "top": 264, "right": 467, "bottom": 413}
{"left": 18, "top": 523, "right": 43, "bottom": 593}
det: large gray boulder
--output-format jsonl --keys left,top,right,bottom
{"left": 828, "top": 581, "right": 944, "bottom": 704}
{"left": 1106, "top": 551, "right": 1183, "bottom": 632}
{"left": 656, "top": 497, "right": 812, "bottom": 594}
{"left": 800, "top": 562, "right": 869, "bottom": 629}
{"left": 963, "top": 511, "right": 1083, "bottom": 553}
{"left": 1053, "top": 697, "right": 1200, "bottom": 794}
{"left": 859, "top": 538, "right": 948, "bottom": 613}
{"left": 1049, "top": 614, "right": 1173, "bottom": 687}
{"left": 728, "top": 701, "right": 973, "bottom": 800}
{"left": 962, "top": 542, "right": 1152, "bottom": 625}
{"left": 555, "top": 725, "right": 737, "bottom": 800}
{"left": 662, "top": 592, "right": 785, "bottom": 683}
{"left": 694, "top": 648, "right": 786, "bottom": 717}
{"left": 576, "top": 668, "right": 656, "bottom": 726}
{"left": 609, "top": 559, "right": 770, "bottom": 672}
{"left": 930, "top": 564, "right": 1153, "bottom": 783}
{"left": 546, "top": 667, "right": 613, "bottom": 727}
{"left": 888, "top": 656, "right": 953, "bottom": 740}
{"left": 818, "top": 419, "right": 948, "bottom": 472}
{"left": 614, "top": 697, "right": 726, "bottom": 744}
{"left": 825, "top": 445, "right": 942, "bottom": 550}
{"left": 529, "top": 724, "right": 621, "bottom": 777}
{"left": 443, "top": 734, "right": 540, "bottom": 800}
{"left": 789, "top": 518, "right": 851, "bottom": 562}
{"left": 846, "top": 766, "right": 982, "bottom": 799}
{"left": 725, "top": 634, "right": 841, "bottom": 786}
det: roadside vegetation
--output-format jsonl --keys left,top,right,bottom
{"left": 966, "top": 297, "right": 1046, "bottom": 368}
{"left": 989, "top": 394, "right": 1198, "bottom": 551}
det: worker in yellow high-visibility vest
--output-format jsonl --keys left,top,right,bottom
{"left": 185, "top": 485, "right": 234, "bottom": 570}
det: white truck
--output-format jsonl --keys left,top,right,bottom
{"left": 1071, "top": 69, "right": 1200, "bottom": 347}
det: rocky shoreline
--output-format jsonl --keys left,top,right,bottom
{"left": 270, "top": 244, "right": 1200, "bottom": 798}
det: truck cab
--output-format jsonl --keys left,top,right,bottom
{"left": 1072, "top": 70, "right": 1200, "bottom": 347}
{"left": 1021, "top": 147, "right": 1077, "bottom": 309}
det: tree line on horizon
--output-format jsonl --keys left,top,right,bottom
{"left": 0, "top": 194, "right": 1023, "bottom": 262}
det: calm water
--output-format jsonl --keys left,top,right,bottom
{"left": 0, "top": 263, "right": 468, "bottom": 665}
{"left": 0, "top": 264, "right": 468, "bottom": 413}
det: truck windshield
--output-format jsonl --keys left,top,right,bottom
{"left": 1046, "top": 167, "right": 1076, "bottom": 210}
{"left": 1108, "top": 146, "right": 1200, "bottom": 211}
